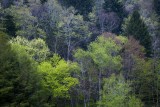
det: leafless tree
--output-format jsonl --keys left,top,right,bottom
{"left": 99, "top": 10, "right": 120, "bottom": 33}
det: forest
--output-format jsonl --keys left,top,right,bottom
{"left": 0, "top": 0, "right": 160, "bottom": 107}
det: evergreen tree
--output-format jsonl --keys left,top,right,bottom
{"left": 0, "top": 32, "right": 43, "bottom": 106}
{"left": 0, "top": 32, "right": 16, "bottom": 106}
{"left": 40, "top": 0, "right": 47, "bottom": 4}
{"left": 4, "top": 15, "right": 16, "bottom": 37}
{"left": 123, "top": 11, "right": 152, "bottom": 56}
{"left": 103, "top": 0, "right": 124, "bottom": 17}
{"left": 154, "top": 0, "right": 160, "bottom": 16}
{"left": 58, "top": 0, "right": 94, "bottom": 18}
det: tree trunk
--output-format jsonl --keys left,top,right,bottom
{"left": 99, "top": 70, "right": 102, "bottom": 101}
{"left": 67, "top": 36, "right": 71, "bottom": 62}
{"left": 55, "top": 36, "right": 58, "bottom": 54}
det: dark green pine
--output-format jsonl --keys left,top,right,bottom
{"left": 124, "top": 11, "right": 152, "bottom": 57}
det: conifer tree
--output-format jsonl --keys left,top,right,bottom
{"left": 4, "top": 15, "right": 16, "bottom": 37}
{"left": 123, "top": 11, "right": 152, "bottom": 56}
{"left": 154, "top": 0, "right": 160, "bottom": 16}
{"left": 0, "top": 32, "right": 42, "bottom": 106}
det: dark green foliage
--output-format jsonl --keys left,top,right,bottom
{"left": 154, "top": 0, "right": 160, "bottom": 16}
{"left": 0, "top": 32, "right": 17, "bottom": 105}
{"left": 40, "top": 0, "right": 47, "bottom": 4}
{"left": 123, "top": 11, "right": 151, "bottom": 56}
{"left": 4, "top": 15, "right": 16, "bottom": 37}
{"left": 0, "top": 32, "right": 42, "bottom": 106}
{"left": 0, "top": 0, "right": 160, "bottom": 107}
{"left": 59, "top": 0, "right": 93, "bottom": 18}
{"left": 103, "top": 0, "right": 124, "bottom": 18}
{"left": 97, "top": 74, "right": 143, "bottom": 107}
{"left": 131, "top": 58, "right": 160, "bottom": 106}
{"left": 24, "top": 0, "right": 29, "bottom": 4}
{"left": 1, "top": 0, "right": 14, "bottom": 8}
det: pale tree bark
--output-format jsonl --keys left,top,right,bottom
{"left": 152, "top": 35, "right": 160, "bottom": 107}
{"left": 98, "top": 69, "right": 102, "bottom": 101}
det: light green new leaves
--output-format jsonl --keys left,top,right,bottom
{"left": 10, "top": 36, "right": 50, "bottom": 62}
{"left": 98, "top": 74, "right": 143, "bottom": 107}
{"left": 38, "top": 55, "right": 79, "bottom": 98}
{"left": 88, "top": 36, "right": 122, "bottom": 71}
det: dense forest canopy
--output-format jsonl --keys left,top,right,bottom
{"left": 0, "top": 0, "right": 160, "bottom": 107}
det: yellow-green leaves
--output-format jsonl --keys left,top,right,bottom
{"left": 98, "top": 74, "right": 143, "bottom": 107}
{"left": 10, "top": 36, "right": 50, "bottom": 62}
{"left": 88, "top": 36, "right": 122, "bottom": 71}
{"left": 38, "top": 56, "right": 79, "bottom": 98}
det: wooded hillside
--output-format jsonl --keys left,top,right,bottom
{"left": 0, "top": 0, "right": 160, "bottom": 107}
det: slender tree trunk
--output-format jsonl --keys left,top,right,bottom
{"left": 84, "top": 98, "right": 86, "bottom": 107}
{"left": 88, "top": 76, "right": 91, "bottom": 107}
{"left": 70, "top": 97, "right": 74, "bottom": 107}
{"left": 101, "top": 21, "right": 104, "bottom": 34}
{"left": 55, "top": 36, "right": 58, "bottom": 54}
{"left": 67, "top": 36, "right": 71, "bottom": 62}
{"left": 99, "top": 70, "right": 102, "bottom": 101}
{"left": 153, "top": 36, "right": 159, "bottom": 107}
{"left": 81, "top": 62, "right": 87, "bottom": 107}
{"left": 157, "top": 77, "right": 159, "bottom": 107}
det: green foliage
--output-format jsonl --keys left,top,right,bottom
{"left": 0, "top": 32, "right": 42, "bottom": 106}
{"left": 0, "top": 0, "right": 160, "bottom": 106}
{"left": 128, "top": 96, "right": 144, "bottom": 107}
{"left": 154, "top": 0, "right": 160, "bottom": 16}
{"left": 97, "top": 74, "right": 143, "bottom": 107}
{"left": 74, "top": 35, "right": 124, "bottom": 78}
{"left": 88, "top": 36, "right": 122, "bottom": 70}
{"left": 103, "top": 0, "right": 124, "bottom": 17}
{"left": 123, "top": 11, "right": 151, "bottom": 56}
{"left": 40, "top": 0, "right": 47, "bottom": 4}
{"left": 4, "top": 15, "right": 16, "bottom": 37}
{"left": 59, "top": 0, "right": 94, "bottom": 18}
{"left": 57, "top": 8, "right": 91, "bottom": 59}
{"left": 38, "top": 55, "right": 79, "bottom": 98}
{"left": 131, "top": 58, "right": 160, "bottom": 105}
{"left": 10, "top": 36, "right": 50, "bottom": 62}
{"left": 5, "top": 5, "right": 45, "bottom": 39}
{"left": 74, "top": 35, "right": 124, "bottom": 106}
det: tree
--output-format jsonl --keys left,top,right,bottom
{"left": 4, "top": 15, "right": 16, "bottom": 37}
{"left": 89, "top": 35, "right": 123, "bottom": 100}
{"left": 103, "top": 0, "right": 125, "bottom": 33}
{"left": 61, "top": 7, "right": 91, "bottom": 60}
{"left": 103, "top": 0, "right": 124, "bottom": 17}
{"left": 121, "top": 36, "right": 145, "bottom": 80}
{"left": 33, "top": 0, "right": 64, "bottom": 52}
{"left": 74, "top": 48, "right": 98, "bottom": 107}
{"left": 5, "top": 5, "right": 45, "bottom": 39}
{"left": 58, "top": 0, "right": 94, "bottom": 18}
{"left": 123, "top": 11, "right": 152, "bottom": 56}
{"left": 98, "top": 10, "right": 121, "bottom": 33}
{"left": 74, "top": 34, "right": 124, "bottom": 103}
{"left": 97, "top": 74, "right": 143, "bottom": 107}
{"left": 131, "top": 58, "right": 160, "bottom": 106}
{"left": 0, "top": 32, "right": 43, "bottom": 106}
{"left": 10, "top": 36, "right": 50, "bottom": 62}
{"left": 0, "top": 0, "right": 14, "bottom": 8}
{"left": 38, "top": 54, "right": 79, "bottom": 103}
{"left": 154, "top": 0, "right": 160, "bottom": 16}
{"left": 40, "top": 0, "right": 47, "bottom": 4}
